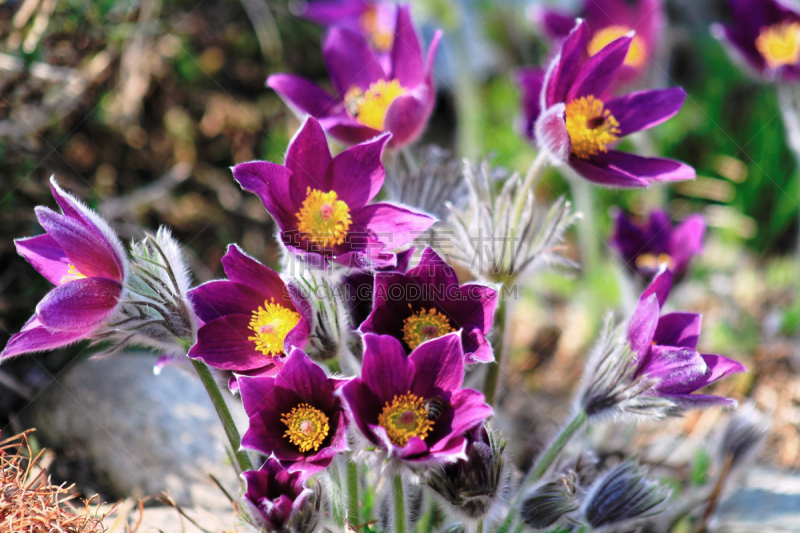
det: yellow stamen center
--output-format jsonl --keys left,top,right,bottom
{"left": 60, "top": 264, "right": 86, "bottom": 284}
{"left": 634, "top": 253, "right": 672, "bottom": 271}
{"left": 755, "top": 22, "right": 800, "bottom": 69}
{"left": 587, "top": 25, "right": 647, "bottom": 68}
{"left": 402, "top": 307, "right": 454, "bottom": 351}
{"left": 248, "top": 298, "right": 302, "bottom": 356}
{"left": 344, "top": 79, "right": 408, "bottom": 131}
{"left": 296, "top": 188, "right": 352, "bottom": 248}
{"left": 377, "top": 392, "right": 434, "bottom": 447}
{"left": 360, "top": 6, "right": 394, "bottom": 52}
{"left": 281, "top": 403, "right": 330, "bottom": 453}
{"left": 565, "top": 95, "right": 621, "bottom": 159}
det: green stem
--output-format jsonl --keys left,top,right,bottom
{"left": 393, "top": 474, "right": 406, "bottom": 533}
{"left": 776, "top": 85, "right": 800, "bottom": 314}
{"left": 499, "top": 410, "right": 587, "bottom": 533}
{"left": 191, "top": 359, "right": 252, "bottom": 473}
{"left": 476, "top": 519, "right": 484, "bottom": 533}
{"left": 484, "top": 294, "right": 511, "bottom": 405}
{"left": 567, "top": 172, "right": 601, "bottom": 276}
{"left": 347, "top": 459, "right": 359, "bottom": 526}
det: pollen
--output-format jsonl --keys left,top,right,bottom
{"left": 565, "top": 96, "right": 621, "bottom": 160}
{"left": 360, "top": 6, "right": 394, "bottom": 51}
{"left": 634, "top": 253, "right": 672, "bottom": 271}
{"left": 377, "top": 392, "right": 435, "bottom": 447}
{"left": 402, "top": 307, "right": 454, "bottom": 351}
{"left": 281, "top": 403, "right": 330, "bottom": 453}
{"left": 344, "top": 79, "right": 408, "bottom": 131}
{"left": 755, "top": 22, "right": 800, "bottom": 69}
{"left": 248, "top": 298, "right": 302, "bottom": 356}
{"left": 296, "top": 188, "right": 352, "bottom": 248}
{"left": 59, "top": 264, "right": 86, "bottom": 284}
{"left": 587, "top": 25, "right": 647, "bottom": 68}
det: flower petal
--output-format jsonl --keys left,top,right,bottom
{"left": 232, "top": 160, "right": 297, "bottom": 231}
{"left": 361, "top": 334, "right": 412, "bottom": 402}
{"left": 36, "top": 277, "right": 121, "bottom": 331}
{"left": 409, "top": 333, "right": 465, "bottom": 397}
{"left": 274, "top": 348, "right": 336, "bottom": 411}
{"left": 641, "top": 267, "right": 673, "bottom": 308}
{"left": 644, "top": 345, "right": 709, "bottom": 394}
{"left": 267, "top": 73, "right": 343, "bottom": 118}
{"left": 221, "top": 244, "right": 291, "bottom": 301}
{"left": 654, "top": 312, "right": 702, "bottom": 349}
{"left": 545, "top": 20, "right": 590, "bottom": 107}
{"left": 532, "top": 7, "right": 578, "bottom": 40}
{"left": 605, "top": 88, "right": 686, "bottom": 137}
{"left": 566, "top": 34, "right": 632, "bottom": 102}
{"left": 328, "top": 132, "right": 390, "bottom": 208}
{"left": 15, "top": 234, "right": 70, "bottom": 286}
{"left": 390, "top": 5, "right": 424, "bottom": 87}
{"left": 628, "top": 293, "right": 659, "bottom": 359}
{"left": 572, "top": 151, "right": 695, "bottom": 187}
{"left": 383, "top": 89, "right": 434, "bottom": 148}
{"left": 515, "top": 67, "right": 545, "bottom": 139}
{"left": 444, "top": 388, "right": 493, "bottom": 437}
{"left": 239, "top": 373, "right": 280, "bottom": 418}
{"left": 350, "top": 202, "right": 435, "bottom": 250}
{"left": 284, "top": 117, "right": 334, "bottom": 208}
{"left": 323, "top": 26, "right": 385, "bottom": 95}
{"left": 189, "top": 315, "right": 280, "bottom": 372}
{"left": 188, "top": 280, "right": 269, "bottom": 324}
{"left": 668, "top": 215, "right": 705, "bottom": 274}
{"left": 1, "top": 315, "right": 92, "bottom": 359}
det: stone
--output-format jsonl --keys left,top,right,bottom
{"left": 24, "top": 352, "right": 247, "bottom": 510}
{"left": 714, "top": 468, "right": 800, "bottom": 532}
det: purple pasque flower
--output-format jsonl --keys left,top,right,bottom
{"left": 342, "top": 333, "right": 493, "bottom": 466}
{"left": 713, "top": 0, "right": 800, "bottom": 82}
{"left": 233, "top": 117, "right": 435, "bottom": 268}
{"left": 359, "top": 248, "right": 498, "bottom": 364}
{"left": 297, "top": 0, "right": 397, "bottom": 57}
{"left": 342, "top": 248, "right": 414, "bottom": 329}
{"left": 239, "top": 348, "right": 349, "bottom": 473}
{"left": 188, "top": 244, "right": 311, "bottom": 378}
{"left": 267, "top": 4, "right": 441, "bottom": 149}
{"left": 516, "top": 20, "right": 695, "bottom": 188}
{"left": 532, "top": 0, "right": 664, "bottom": 85}
{"left": 610, "top": 209, "right": 705, "bottom": 280}
{"left": 627, "top": 268, "right": 746, "bottom": 409}
{"left": 2, "top": 178, "right": 128, "bottom": 359}
{"left": 241, "top": 458, "right": 319, "bottom": 533}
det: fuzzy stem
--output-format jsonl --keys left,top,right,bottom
{"left": 347, "top": 458, "right": 360, "bottom": 526}
{"left": 566, "top": 172, "right": 600, "bottom": 276}
{"left": 475, "top": 518, "right": 484, "bottom": 533}
{"left": 190, "top": 359, "right": 252, "bottom": 473}
{"left": 484, "top": 294, "right": 512, "bottom": 405}
{"left": 393, "top": 474, "right": 406, "bottom": 533}
{"left": 499, "top": 410, "right": 587, "bottom": 532}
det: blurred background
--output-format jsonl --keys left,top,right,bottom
{"left": 0, "top": 0, "right": 798, "bottom": 529}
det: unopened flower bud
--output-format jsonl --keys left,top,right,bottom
{"left": 520, "top": 474, "right": 580, "bottom": 530}
{"left": 719, "top": 402, "right": 770, "bottom": 469}
{"left": 427, "top": 426, "right": 510, "bottom": 520}
{"left": 582, "top": 463, "right": 669, "bottom": 529}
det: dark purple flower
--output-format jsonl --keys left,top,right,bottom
{"left": 241, "top": 458, "right": 319, "bottom": 533}
{"left": 297, "top": 0, "right": 397, "bottom": 56}
{"left": 627, "top": 269, "right": 746, "bottom": 409}
{"left": 239, "top": 348, "right": 350, "bottom": 473}
{"left": 342, "top": 333, "right": 493, "bottom": 466}
{"left": 188, "top": 244, "right": 311, "bottom": 378}
{"left": 610, "top": 209, "right": 705, "bottom": 280}
{"left": 532, "top": 0, "right": 665, "bottom": 85}
{"left": 267, "top": 4, "right": 441, "bottom": 149}
{"left": 359, "top": 248, "right": 498, "bottom": 364}
{"left": 2, "top": 179, "right": 128, "bottom": 359}
{"left": 233, "top": 117, "right": 435, "bottom": 268}
{"left": 516, "top": 20, "right": 695, "bottom": 188}
{"left": 713, "top": 0, "right": 800, "bottom": 82}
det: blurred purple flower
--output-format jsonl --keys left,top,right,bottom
{"left": 359, "top": 248, "right": 498, "bottom": 364}
{"left": 268, "top": 4, "right": 441, "bottom": 149}
{"left": 241, "top": 458, "right": 319, "bottom": 533}
{"left": 239, "top": 349, "right": 350, "bottom": 473}
{"left": 713, "top": 0, "right": 800, "bottom": 82}
{"left": 2, "top": 178, "right": 128, "bottom": 359}
{"left": 188, "top": 244, "right": 311, "bottom": 379}
{"left": 532, "top": 0, "right": 664, "bottom": 86}
{"left": 628, "top": 269, "right": 745, "bottom": 409}
{"left": 610, "top": 209, "right": 705, "bottom": 280}
{"left": 233, "top": 117, "right": 434, "bottom": 268}
{"left": 296, "top": 0, "right": 397, "bottom": 58}
{"left": 516, "top": 20, "right": 695, "bottom": 188}
{"left": 342, "top": 333, "right": 493, "bottom": 466}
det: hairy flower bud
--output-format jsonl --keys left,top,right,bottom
{"left": 581, "top": 463, "right": 669, "bottom": 529}
{"left": 520, "top": 474, "right": 580, "bottom": 530}
{"left": 427, "top": 426, "right": 510, "bottom": 521}
{"left": 719, "top": 402, "right": 770, "bottom": 469}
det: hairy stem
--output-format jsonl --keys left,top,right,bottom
{"left": 484, "top": 295, "right": 512, "bottom": 405}
{"left": 191, "top": 359, "right": 252, "bottom": 473}
{"left": 567, "top": 172, "right": 600, "bottom": 276}
{"left": 393, "top": 474, "right": 406, "bottom": 533}
{"left": 347, "top": 458, "right": 359, "bottom": 526}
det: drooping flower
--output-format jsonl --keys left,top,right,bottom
{"left": 240, "top": 458, "right": 320, "bottom": 533}
{"left": 188, "top": 244, "right": 311, "bottom": 379}
{"left": 239, "top": 348, "right": 349, "bottom": 473}
{"left": 296, "top": 0, "right": 397, "bottom": 56}
{"left": 2, "top": 178, "right": 128, "bottom": 359}
{"left": 359, "top": 248, "right": 498, "bottom": 364}
{"left": 532, "top": 0, "right": 664, "bottom": 85}
{"left": 342, "top": 333, "right": 493, "bottom": 466}
{"left": 713, "top": 0, "right": 800, "bottom": 82}
{"left": 233, "top": 117, "right": 435, "bottom": 268}
{"left": 268, "top": 4, "right": 441, "bottom": 149}
{"left": 581, "top": 463, "right": 669, "bottom": 529}
{"left": 610, "top": 209, "right": 705, "bottom": 280}
{"left": 626, "top": 268, "right": 746, "bottom": 410}
{"left": 516, "top": 21, "right": 695, "bottom": 187}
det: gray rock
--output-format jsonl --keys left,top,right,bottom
{"left": 715, "top": 468, "right": 800, "bottom": 532}
{"left": 25, "top": 352, "right": 247, "bottom": 510}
